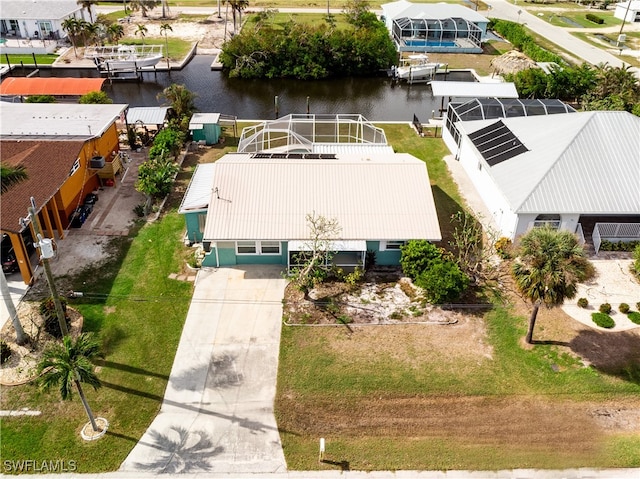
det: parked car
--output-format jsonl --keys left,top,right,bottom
{"left": 1, "top": 235, "right": 18, "bottom": 273}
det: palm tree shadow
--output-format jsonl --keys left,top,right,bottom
{"left": 569, "top": 328, "right": 640, "bottom": 384}
{"left": 133, "top": 426, "right": 223, "bottom": 473}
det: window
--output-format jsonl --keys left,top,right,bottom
{"left": 260, "top": 241, "right": 280, "bottom": 254}
{"left": 236, "top": 241, "right": 281, "bottom": 255}
{"left": 237, "top": 241, "right": 257, "bottom": 254}
{"left": 381, "top": 240, "right": 405, "bottom": 251}
{"left": 69, "top": 158, "right": 81, "bottom": 176}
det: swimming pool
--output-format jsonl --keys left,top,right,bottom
{"left": 404, "top": 39, "right": 457, "bottom": 47}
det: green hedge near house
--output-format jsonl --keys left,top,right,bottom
{"left": 592, "top": 312, "right": 615, "bottom": 328}
{"left": 489, "top": 19, "right": 564, "bottom": 64}
{"left": 586, "top": 13, "right": 605, "bottom": 25}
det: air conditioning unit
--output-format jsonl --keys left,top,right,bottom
{"left": 90, "top": 156, "right": 105, "bottom": 169}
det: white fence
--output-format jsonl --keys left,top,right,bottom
{"left": 593, "top": 223, "right": 640, "bottom": 255}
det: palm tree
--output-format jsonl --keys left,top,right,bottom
{"left": 37, "top": 333, "right": 103, "bottom": 431}
{"left": 107, "top": 23, "right": 124, "bottom": 44}
{"left": 512, "top": 227, "right": 593, "bottom": 344}
{"left": 224, "top": 0, "right": 249, "bottom": 33}
{"left": 1, "top": 273, "right": 28, "bottom": 345}
{"left": 62, "top": 17, "right": 81, "bottom": 57}
{"left": 158, "top": 83, "right": 196, "bottom": 121}
{"left": 160, "top": 23, "right": 172, "bottom": 68}
{"left": 129, "top": 0, "right": 160, "bottom": 18}
{"left": 82, "top": 21, "right": 100, "bottom": 46}
{"left": 1, "top": 164, "right": 28, "bottom": 193}
{"left": 135, "top": 23, "right": 148, "bottom": 45}
{"left": 76, "top": 0, "right": 97, "bottom": 23}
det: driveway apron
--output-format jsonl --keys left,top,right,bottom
{"left": 120, "top": 265, "right": 287, "bottom": 474}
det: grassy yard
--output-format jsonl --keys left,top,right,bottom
{"left": 120, "top": 37, "right": 193, "bottom": 60}
{"left": 572, "top": 31, "right": 640, "bottom": 68}
{"left": 540, "top": 9, "right": 623, "bottom": 29}
{"left": 0, "top": 213, "right": 193, "bottom": 473}
{"left": 276, "top": 305, "right": 640, "bottom": 470}
{"left": 159, "top": 0, "right": 481, "bottom": 8}
{"left": 0, "top": 54, "right": 58, "bottom": 65}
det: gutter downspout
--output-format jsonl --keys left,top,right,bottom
{"left": 214, "top": 241, "right": 219, "bottom": 268}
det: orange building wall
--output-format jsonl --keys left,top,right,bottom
{"left": 55, "top": 123, "right": 120, "bottom": 226}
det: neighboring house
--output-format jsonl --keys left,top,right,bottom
{"left": 1, "top": 103, "right": 128, "bottom": 284}
{"left": 445, "top": 110, "right": 640, "bottom": 245}
{"left": 189, "top": 113, "right": 222, "bottom": 145}
{"left": 614, "top": 1, "right": 640, "bottom": 23}
{"left": 0, "top": 77, "right": 107, "bottom": 103}
{"left": 0, "top": 0, "right": 94, "bottom": 40}
{"left": 180, "top": 115, "right": 441, "bottom": 269}
{"left": 381, "top": 0, "right": 488, "bottom": 53}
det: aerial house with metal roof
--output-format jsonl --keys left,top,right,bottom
{"left": 1, "top": 103, "right": 128, "bottom": 284}
{"left": 449, "top": 110, "right": 640, "bottom": 248}
{"left": 179, "top": 114, "right": 442, "bottom": 269}
{"left": 381, "top": 0, "right": 488, "bottom": 53}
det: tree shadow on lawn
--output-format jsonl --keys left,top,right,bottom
{"left": 431, "top": 185, "right": 464, "bottom": 246}
{"left": 569, "top": 328, "right": 640, "bottom": 384}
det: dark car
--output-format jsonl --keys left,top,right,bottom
{"left": 1, "top": 235, "right": 18, "bottom": 273}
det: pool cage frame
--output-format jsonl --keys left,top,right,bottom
{"left": 391, "top": 16, "right": 482, "bottom": 52}
{"left": 445, "top": 98, "right": 576, "bottom": 145}
{"left": 237, "top": 114, "right": 388, "bottom": 153}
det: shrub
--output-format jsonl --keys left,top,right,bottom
{"left": 39, "top": 297, "right": 70, "bottom": 338}
{"left": 619, "top": 303, "right": 630, "bottom": 314}
{"left": 634, "top": 244, "right": 640, "bottom": 278}
{"left": 344, "top": 266, "right": 364, "bottom": 286}
{"left": 591, "top": 312, "right": 615, "bottom": 328}
{"left": 599, "top": 303, "right": 612, "bottom": 314}
{"left": 637, "top": 301, "right": 640, "bottom": 311}
{"left": 600, "top": 240, "right": 639, "bottom": 252}
{"left": 586, "top": 13, "right": 605, "bottom": 24}
{"left": 400, "top": 240, "right": 443, "bottom": 281}
{"left": 415, "top": 259, "right": 469, "bottom": 304}
{"left": 149, "top": 127, "right": 185, "bottom": 160}
{"left": 577, "top": 297, "right": 589, "bottom": 308}
{"left": 0, "top": 340, "right": 12, "bottom": 364}
{"left": 628, "top": 311, "right": 640, "bottom": 325}
{"left": 495, "top": 237, "right": 513, "bottom": 259}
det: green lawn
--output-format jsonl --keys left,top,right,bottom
{"left": 572, "top": 31, "right": 640, "bottom": 67}
{"left": 0, "top": 213, "right": 193, "bottom": 473}
{"left": 541, "top": 10, "right": 623, "bottom": 29}
{"left": 120, "top": 37, "right": 193, "bottom": 60}
{"left": 0, "top": 54, "right": 58, "bottom": 65}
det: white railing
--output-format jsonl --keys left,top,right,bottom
{"left": 593, "top": 223, "right": 640, "bottom": 255}
{"left": 575, "top": 223, "right": 585, "bottom": 245}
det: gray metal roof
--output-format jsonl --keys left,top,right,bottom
{"left": 382, "top": 0, "right": 488, "bottom": 22}
{"left": 202, "top": 153, "right": 441, "bottom": 242}
{"left": 178, "top": 163, "right": 216, "bottom": 213}
{"left": 126, "top": 107, "right": 169, "bottom": 127}
{"left": 430, "top": 81, "right": 519, "bottom": 99}
{"left": 0, "top": 103, "right": 128, "bottom": 139}
{"left": 0, "top": 0, "right": 83, "bottom": 20}
{"left": 459, "top": 111, "right": 640, "bottom": 214}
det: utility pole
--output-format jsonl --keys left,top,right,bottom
{"left": 25, "top": 197, "right": 68, "bottom": 337}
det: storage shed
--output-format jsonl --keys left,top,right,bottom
{"left": 189, "top": 113, "right": 221, "bottom": 145}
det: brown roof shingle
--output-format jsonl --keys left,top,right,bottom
{"left": 1, "top": 140, "right": 85, "bottom": 233}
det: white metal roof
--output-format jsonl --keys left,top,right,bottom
{"left": 0, "top": 0, "right": 83, "bottom": 20}
{"left": 126, "top": 107, "right": 169, "bottom": 127}
{"left": 382, "top": 0, "right": 488, "bottom": 22}
{"left": 189, "top": 113, "right": 221, "bottom": 130}
{"left": 0, "top": 103, "right": 128, "bottom": 139}
{"left": 459, "top": 111, "right": 640, "bottom": 214}
{"left": 178, "top": 163, "right": 216, "bottom": 213}
{"left": 202, "top": 153, "right": 441, "bottom": 242}
{"left": 289, "top": 240, "right": 367, "bottom": 252}
{"left": 430, "top": 81, "right": 519, "bottom": 99}
{"left": 616, "top": 1, "right": 640, "bottom": 10}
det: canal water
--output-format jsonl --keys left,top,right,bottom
{"left": 10, "top": 55, "right": 475, "bottom": 121}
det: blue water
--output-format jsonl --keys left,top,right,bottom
{"left": 404, "top": 40, "right": 457, "bottom": 47}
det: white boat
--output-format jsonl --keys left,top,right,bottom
{"left": 394, "top": 54, "right": 441, "bottom": 82}
{"left": 85, "top": 45, "right": 163, "bottom": 71}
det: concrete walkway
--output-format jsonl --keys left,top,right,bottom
{"left": 120, "top": 265, "right": 287, "bottom": 474}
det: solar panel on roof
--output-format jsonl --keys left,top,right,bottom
{"left": 468, "top": 120, "right": 528, "bottom": 166}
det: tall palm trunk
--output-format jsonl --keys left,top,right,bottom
{"left": 1, "top": 273, "right": 28, "bottom": 345}
{"left": 75, "top": 378, "right": 99, "bottom": 431}
{"left": 526, "top": 302, "right": 540, "bottom": 344}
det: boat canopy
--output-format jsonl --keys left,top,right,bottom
{"left": 0, "top": 78, "right": 106, "bottom": 96}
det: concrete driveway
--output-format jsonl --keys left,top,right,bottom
{"left": 120, "top": 265, "right": 287, "bottom": 474}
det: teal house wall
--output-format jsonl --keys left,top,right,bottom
{"left": 202, "top": 241, "right": 288, "bottom": 267}
{"left": 366, "top": 241, "right": 402, "bottom": 266}
{"left": 184, "top": 211, "right": 206, "bottom": 243}
{"left": 192, "top": 123, "right": 221, "bottom": 145}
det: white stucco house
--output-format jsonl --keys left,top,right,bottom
{"left": 443, "top": 110, "right": 640, "bottom": 245}
{"left": 381, "top": 0, "right": 488, "bottom": 53}
{"left": 0, "top": 0, "right": 94, "bottom": 40}
{"left": 614, "top": 1, "right": 640, "bottom": 23}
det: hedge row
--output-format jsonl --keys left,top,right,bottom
{"left": 489, "top": 19, "right": 564, "bottom": 64}
{"left": 586, "top": 13, "right": 604, "bottom": 24}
